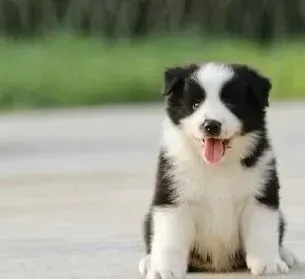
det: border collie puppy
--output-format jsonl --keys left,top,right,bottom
{"left": 138, "top": 62, "right": 297, "bottom": 278}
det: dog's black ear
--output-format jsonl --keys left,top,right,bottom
{"left": 256, "top": 76, "right": 271, "bottom": 108}
{"left": 163, "top": 67, "right": 185, "bottom": 96}
{"left": 236, "top": 65, "right": 271, "bottom": 108}
{"left": 248, "top": 70, "right": 271, "bottom": 108}
{"left": 163, "top": 64, "right": 198, "bottom": 96}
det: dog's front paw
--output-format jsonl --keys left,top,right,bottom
{"left": 247, "top": 256, "right": 289, "bottom": 276}
{"left": 146, "top": 268, "right": 185, "bottom": 279}
{"left": 145, "top": 254, "right": 186, "bottom": 279}
{"left": 139, "top": 255, "right": 151, "bottom": 277}
{"left": 280, "top": 246, "right": 298, "bottom": 268}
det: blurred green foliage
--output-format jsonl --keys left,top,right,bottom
{"left": 0, "top": 0, "right": 304, "bottom": 43}
{"left": 0, "top": 0, "right": 304, "bottom": 109}
{"left": 0, "top": 35, "right": 304, "bottom": 109}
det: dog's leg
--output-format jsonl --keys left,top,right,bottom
{"left": 139, "top": 254, "right": 151, "bottom": 277}
{"left": 241, "top": 200, "right": 289, "bottom": 276}
{"left": 145, "top": 206, "right": 194, "bottom": 279}
{"left": 279, "top": 246, "right": 298, "bottom": 268}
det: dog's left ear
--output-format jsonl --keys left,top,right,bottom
{"left": 239, "top": 66, "right": 271, "bottom": 108}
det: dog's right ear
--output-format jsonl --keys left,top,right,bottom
{"left": 163, "top": 64, "right": 198, "bottom": 96}
{"left": 163, "top": 67, "right": 185, "bottom": 96}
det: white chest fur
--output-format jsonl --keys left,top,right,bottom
{"left": 161, "top": 119, "right": 273, "bottom": 270}
{"left": 191, "top": 195, "right": 246, "bottom": 269}
{"left": 174, "top": 159, "right": 252, "bottom": 269}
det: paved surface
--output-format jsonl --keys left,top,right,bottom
{"left": 0, "top": 103, "right": 305, "bottom": 279}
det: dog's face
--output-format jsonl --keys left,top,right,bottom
{"left": 163, "top": 62, "right": 271, "bottom": 164}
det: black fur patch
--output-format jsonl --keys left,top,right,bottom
{"left": 279, "top": 212, "right": 286, "bottom": 246}
{"left": 163, "top": 64, "right": 205, "bottom": 125}
{"left": 143, "top": 211, "right": 152, "bottom": 254}
{"left": 218, "top": 64, "right": 272, "bottom": 168}
{"left": 187, "top": 247, "right": 247, "bottom": 272}
{"left": 255, "top": 159, "right": 280, "bottom": 209}
{"left": 188, "top": 249, "right": 211, "bottom": 272}
{"left": 152, "top": 150, "right": 177, "bottom": 206}
{"left": 220, "top": 75, "right": 268, "bottom": 136}
{"left": 163, "top": 64, "right": 199, "bottom": 96}
{"left": 231, "top": 64, "right": 271, "bottom": 109}
{"left": 143, "top": 150, "right": 177, "bottom": 254}
{"left": 241, "top": 133, "right": 270, "bottom": 168}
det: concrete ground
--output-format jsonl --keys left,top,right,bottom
{"left": 0, "top": 103, "right": 304, "bottom": 279}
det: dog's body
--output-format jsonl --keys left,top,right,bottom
{"left": 139, "top": 62, "right": 296, "bottom": 278}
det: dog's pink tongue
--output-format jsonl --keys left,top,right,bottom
{"left": 203, "top": 138, "right": 223, "bottom": 164}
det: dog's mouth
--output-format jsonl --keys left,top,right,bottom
{"left": 200, "top": 138, "right": 232, "bottom": 164}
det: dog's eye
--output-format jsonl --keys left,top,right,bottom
{"left": 192, "top": 102, "right": 200, "bottom": 110}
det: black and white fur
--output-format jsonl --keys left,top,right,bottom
{"left": 139, "top": 62, "right": 297, "bottom": 278}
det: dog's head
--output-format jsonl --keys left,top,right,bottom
{"left": 163, "top": 62, "right": 271, "bottom": 164}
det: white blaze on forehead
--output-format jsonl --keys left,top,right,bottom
{"left": 181, "top": 62, "right": 242, "bottom": 141}
{"left": 194, "top": 63, "right": 235, "bottom": 97}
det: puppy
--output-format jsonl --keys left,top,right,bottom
{"left": 138, "top": 62, "right": 297, "bottom": 278}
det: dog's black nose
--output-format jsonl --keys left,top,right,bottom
{"left": 202, "top": 119, "right": 222, "bottom": 136}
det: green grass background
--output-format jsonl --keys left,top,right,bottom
{"left": 0, "top": 35, "right": 304, "bottom": 109}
